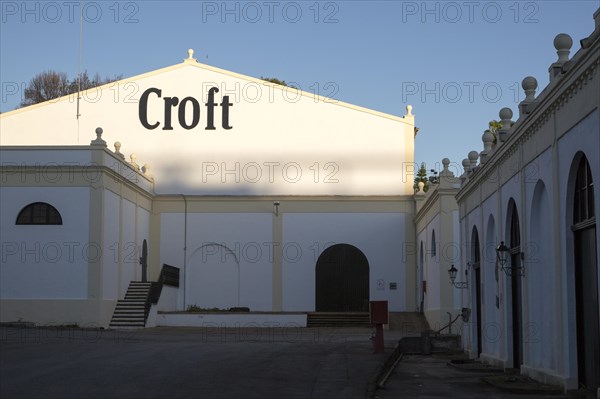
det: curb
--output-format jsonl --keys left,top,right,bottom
{"left": 446, "top": 359, "right": 504, "bottom": 373}
{"left": 366, "top": 341, "right": 403, "bottom": 398}
{"left": 481, "top": 374, "right": 564, "bottom": 396}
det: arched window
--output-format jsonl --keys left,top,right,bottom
{"left": 471, "top": 226, "right": 480, "bottom": 267}
{"left": 573, "top": 156, "right": 595, "bottom": 226}
{"left": 16, "top": 202, "right": 62, "bottom": 225}
{"left": 571, "top": 154, "right": 599, "bottom": 389}
{"left": 431, "top": 230, "right": 437, "bottom": 257}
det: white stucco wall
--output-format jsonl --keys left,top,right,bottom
{"left": 0, "top": 187, "right": 90, "bottom": 299}
{"left": 281, "top": 213, "right": 406, "bottom": 312}
{"left": 101, "top": 191, "right": 150, "bottom": 300}
{"left": 102, "top": 190, "right": 121, "bottom": 300}
{"left": 160, "top": 212, "right": 273, "bottom": 311}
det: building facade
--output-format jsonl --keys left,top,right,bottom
{"left": 2, "top": 8, "right": 598, "bottom": 394}
{"left": 456, "top": 10, "right": 599, "bottom": 392}
{"left": 0, "top": 52, "right": 418, "bottom": 327}
{"left": 414, "top": 159, "right": 462, "bottom": 331}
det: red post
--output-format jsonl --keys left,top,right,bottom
{"left": 370, "top": 301, "right": 388, "bottom": 354}
{"left": 374, "top": 323, "right": 384, "bottom": 353}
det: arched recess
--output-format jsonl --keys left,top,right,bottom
{"left": 471, "top": 226, "right": 482, "bottom": 357}
{"left": 187, "top": 243, "right": 240, "bottom": 310}
{"left": 485, "top": 214, "right": 500, "bottom": 356}
{"left": 315, "top": 244, "right": 369, "bottom": 312}
{"left": 485, "top": 214, "right": 498, "bottom": 288}
{"left": 506, "top": 198, "right": 523, "bottom": 369}
{"left": 419, "top": 241, "right": 425, "bottom": 313}
{"left": 569, "top": 153, "right": 599, "bottom": 390}
{"left": 529, "top": 180, "right": 554, "bottom": 369}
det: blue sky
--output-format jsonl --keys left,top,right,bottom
{"left": 1, "top": 0, "right": 598, "bottom": 173}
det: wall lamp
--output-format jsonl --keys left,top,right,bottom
{"left": 273, "top": 201, "right": 280, "bottom": 216}
{"left": 496, "top": 241, "right": 525, "bottom": 276}
{"left": 448, "top": 264, "right": 468, "bottom": 289}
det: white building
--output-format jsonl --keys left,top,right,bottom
{"left": 456, "top": 9, "right": 599, "bottom": 393}
{"left": 0, "top": 50, "right": 419, "bottom": 328}
{"left": 3, "top": 8, "right": 598, "bottom": 394}
{"left": 414, "top": 159, "right": 462, "bottom": 331}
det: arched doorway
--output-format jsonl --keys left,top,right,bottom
{"left": 507, "top": 199, "right": 523, "bottom": 369}
{"left": 571, "top": 155, "right": 599, "bottom": 390}
{"left": 471, "top": 227, "right": 482, "bottom": 357}
{"left": 315, "top": 244, "right": 369, "bottom": 312}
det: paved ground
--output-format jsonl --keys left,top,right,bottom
{"left": 375, "top": 354, "right": 573, "bottom": 399}
{"left": 2, "top": 326, "right": 593, "bottom": 399}
{"left": 0, "top": 326, "right": 394, "bottom": 399}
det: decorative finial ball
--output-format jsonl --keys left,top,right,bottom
{"left": 130, "top": 153, "right": 137, "bottom": 162}
{"left": 442, "top": 158, "right": 450, "bottom": 167}
{"left": 522, "top": 76, "right": 538, "bottom": 91}
{"left": 468, "top": 151, "right": 479, "bottom": 161}
{"left": 462, "top": 159, "right": 470, "bottom": 168}
{"left": 482, "top": 131, "right": 494, "bottom": 143}
{"left": 114, "top": 141, "right": 121, "bottom": 151}
{"left": 417, "top": 181, "right": 425, "bottom": 190}
{"left": 499, "top": 107, "right": 513, "bottom": 120}
{"left": 554, "top": 33, "right": 573, "bottom": 51}
{"left": 95, "top": 127, "right": 103, "bottom": 136}
{"left": 188, "top": 48, "right": 194, "bottom": 59}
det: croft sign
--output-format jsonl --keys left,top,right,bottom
{"left": 138, "top": 86, "right": 233, "bottom": 130}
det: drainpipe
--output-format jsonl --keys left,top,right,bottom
{"left": 180, "top": 194, "right": 188, "bottom": 310}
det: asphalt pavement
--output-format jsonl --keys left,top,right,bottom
{"left": 1, "top": 325, "right": 592, "bottom": 399}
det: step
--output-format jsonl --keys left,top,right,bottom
{"left": 110, "top": 322, "right": 145, "bottom": 328}
{"left": 110, "top": 316, "right": 145, "bottom": 321}
{"left": 307, "top": 312, "right": 371, "bottom": 327}
{"left": 112, "top": 312, "right": 146, "bottom": 316}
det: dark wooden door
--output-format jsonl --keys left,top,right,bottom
{"left": 316, "top": 244, "right": 369, "bottom": 312}
{"left": 510, "top": 250, "right": 523, "bottom": 368}
{"left": 475, "top": 265, "right": 482, "bottom": 356}
{"left": 574, "top": 225, "right": 599, "bottom": 390}
{"left": 509, "top": 202, "right": 523, "bottom": 369}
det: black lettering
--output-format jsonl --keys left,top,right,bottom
{"left": 221, "top": 96, "right": 233, "bottom": 130}
{"left": 163, "top": 97, "right": 179, "bottom": 130}
{"left": 138, "top": 88, "right": 161, "bottom": 129}
{"left": 205, "top": 87, "right": 219, "bottom": 130}
{"left": 178, "top": 97, "right": 200, "bottom": 130}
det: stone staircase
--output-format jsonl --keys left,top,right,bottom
{"left": 109, "top": 282, "right": 152, "bottom": 329}
{"left": 307, "top": 312, "right": 371, "bottom": 327}
{"left": 388, "top": 312, "right": 430, "bottom": 334}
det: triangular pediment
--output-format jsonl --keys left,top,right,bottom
{"left": 1, "top": 56, "right": 415, "bottom": 195}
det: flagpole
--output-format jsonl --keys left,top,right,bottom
{"left": 76, "top": 0, "right": 83, "bottom": 143}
